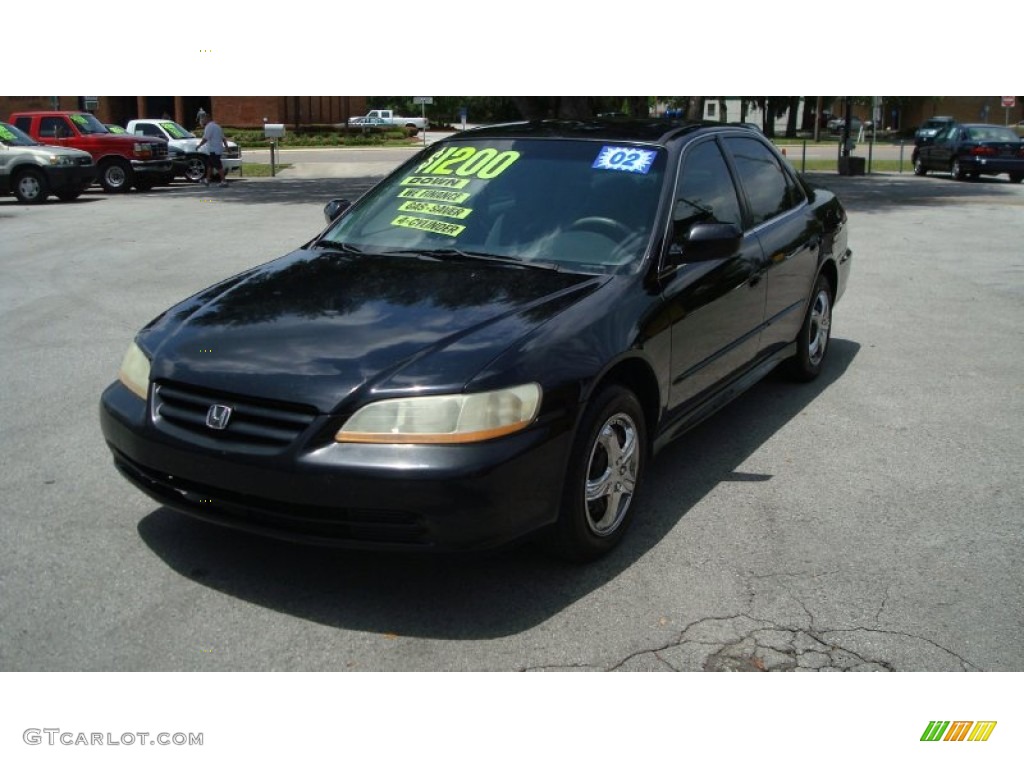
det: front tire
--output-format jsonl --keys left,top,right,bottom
{"left": 913, "top": 156, "right": 926, "bottom": 176}
{"left": 183, "top": 155, "right": 207, "bottom": 183}
{"left": 13, "top": 168, "right": 48, "bottom": 203}
{"left": 551, "top": 385, "right": 647, "bottom": 562}
{"left": 99, "top": 159, "right": 132, "bottom": 192}
{"left": 1010, "top": 172, "right": 1024, "bottom": 184}
{"left": 789, "top": 274, "right": 833, "bottom": 382}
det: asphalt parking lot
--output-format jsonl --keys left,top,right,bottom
{"left": 1, "top": 168, "right": 1022, "bottom": 672}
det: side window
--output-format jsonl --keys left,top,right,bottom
{"left": 673, "top": 140, "right": 742, "bottom": 231}
{"left": 13, "top": 116, "right": 31, "bottom": 132}
{"left": 724, "top": 136, "right": 792, "bottom": 226}
{"left": 40, "top": 117, "right": 72, "bottom": 139}
{"left": 135, "top": 124, "right": 160, "bottom": 138}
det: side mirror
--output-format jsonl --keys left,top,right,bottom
{"left": 323, "top": 198, "right": 351, "bottom": 223}
{"left": 669, "top": 221, "right": 742, "bottom": 263}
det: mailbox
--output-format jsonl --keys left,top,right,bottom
{"left": 264, "top": 123, "right": 285, "bottom": 139}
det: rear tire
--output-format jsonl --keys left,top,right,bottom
{"left": 13, "top": 167, "right": 48, "bottom": 203}
{"left": 950, "top": 158, "right": 966, "bottom": 181}
{"left": 550, "top": 385, "right": 647, "bottom": 562}
{"left": 1010, "top": 173, "right": 1024, "bottom": 184}
{"left": 788, "top": 274, "right": 833, "bottom": 382}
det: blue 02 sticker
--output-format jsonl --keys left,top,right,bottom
{"left": 593, "top": 146, "right": 656, "bottom": 174}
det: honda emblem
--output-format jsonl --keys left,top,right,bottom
{"left": 206, "top": 404, "right": 233, "bottom": 430}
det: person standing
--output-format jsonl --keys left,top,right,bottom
{"left": 196, "top": 113, "right": 229, "bottom": 187}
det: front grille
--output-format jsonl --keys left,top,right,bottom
{"left": 151, "top": 143, "right": 168, "bottom": 159}
{"left": 112, "top": 449, "right": 430, "bottom": 547}
{"left": 153, "top": 380, "right": 317, "bottom": 450}
{"left": 76, "top": 156, "right": 92, "bottom": 166}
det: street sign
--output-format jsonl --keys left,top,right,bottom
{"left": 413, "top": 97, "right": 433, "bottom": 105}
{"left": 1001, "top": 96, "right": 1015, "bottom": 108}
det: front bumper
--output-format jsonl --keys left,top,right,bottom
{"left": 131, "top": 159, "right": 173, "bottom": 175}
{"left": 44, "top": 164, "right": 96, "bottom": 192}
{"left": 100, "top": 381, "right": 570, "bottom": 552}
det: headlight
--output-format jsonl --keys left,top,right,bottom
{"left": 118, "top": 341, "right": 151, "bottom": 400}
{"left": 133, "top": 142, "right": 153, "bottom": 158}
{"left": 48, "top": 154, "right": 76, "bottom": 166}
{"left": 336, "top": 383, "right": 542, "bottom": 444}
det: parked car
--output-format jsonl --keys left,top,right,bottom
{"left": 913, "top": 122, "right": 1024, "bottom": 182}
{"left": 126, "top": 118, "right": 241, "bottom": 182}
{"left": 0, "top": 120, "right": 95, "bottom": 203}
{"left": 347, "top": 109, "right": 429, "bottom": 134}
{"left": 9, "top": 110, "right": 171, "bottom": 192}
{"left": 100, "top": 119, "right": 852, "bottom": 561}
{"left": 827, "top": 116, "right": 870, "bottom": 136}
{"left": 913, "top": 116, "right": 955, "bottom": 149}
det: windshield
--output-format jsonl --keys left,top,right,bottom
{"left": 69, "top": 113, "right": 110, "bottom": 135}
{"left": 160, "top": 121, "right": 194, "bottom": 139}
{"left": 321, "top": 138, "right": 667, "bottom": 273}
{"left": 0, "top": 121, "right": 39, "bottom": 146}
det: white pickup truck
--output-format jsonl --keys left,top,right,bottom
{"left": 125, "top": 118, "right": 242, "bottom": 182}
{"left": 347, "top": 109, "right": 429, "bottom": 134}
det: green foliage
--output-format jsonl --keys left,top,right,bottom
{"left": 226, "top": 125, "right": 415, "bottom": 149}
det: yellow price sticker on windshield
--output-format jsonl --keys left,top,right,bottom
{"left": 392, "top": 215, "right": 466, "bottom": 237}
{"left": 401, "top": 176, "right": 471, "bottom": 189}
{"left": 415, "top": 147, "right": 520, "bottom": 179}
{"left": 398, "top": 201, "right": 472, "bottom": 220}
{"left": 399, "top": 188, "right": 471, "bottom": 204}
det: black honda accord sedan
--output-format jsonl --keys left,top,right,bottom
{"left": 100, "top": 119, "right": 851, "bottom": 561}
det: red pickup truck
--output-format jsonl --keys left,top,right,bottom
{"left": 10, "top": 111, "right": 172, "bottom": 192}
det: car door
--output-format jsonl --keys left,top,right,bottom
{"left": 722, "top": 135, "right": 820, "bottom": 355}
{"left": 924, "top": 124, "right": 958, "bottom": 170}
{"left": 38, "top": 116, "right": 75, "bottom": 147}
{"left": 660, "top": 137, "right": 767, "bottom": 410}
{"left": 134, "top": 123, "right": 163, "bottom": 140}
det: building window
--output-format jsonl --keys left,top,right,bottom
{"left": 706, "top": 103, "right": 716, "bottom": 118}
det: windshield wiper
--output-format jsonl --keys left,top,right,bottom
{"left": 312, "top": 240, "right": 364, "bottom": 254}
{"left": 382, "top": 248, "right": 561, "bottom": 272}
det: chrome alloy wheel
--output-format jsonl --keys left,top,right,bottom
{"left": 584, "top": 413, "right": 639, "bottom": 536}
{"left": 807, "top": 288, "right": 832, "bottom": 366}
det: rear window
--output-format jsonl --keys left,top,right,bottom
{"left": 965, "top": 126, "right": 1019, "bottom": 142}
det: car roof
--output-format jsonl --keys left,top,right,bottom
{"left": 451, "top": 118, "right": 743, "bottom": 147}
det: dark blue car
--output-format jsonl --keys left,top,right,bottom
{"left": 914, "top": 122, "right": 1024, "bottom": 182}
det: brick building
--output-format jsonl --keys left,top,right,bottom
{"left": 1, "top": 96, "right": 368, "bottom": 129}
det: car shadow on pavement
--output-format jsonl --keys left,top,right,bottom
{"left": 137, "top": 339, "right": 860, "bottom": 641}
{"left": 803, "top": 172, "right": 1023, "bottom": 213}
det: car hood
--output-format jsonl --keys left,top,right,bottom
{"left": 18, "top": 144, "right": 93, "bottom": 160}
{"left": 141, "top": 249, "right": 604, "bottom": 412}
